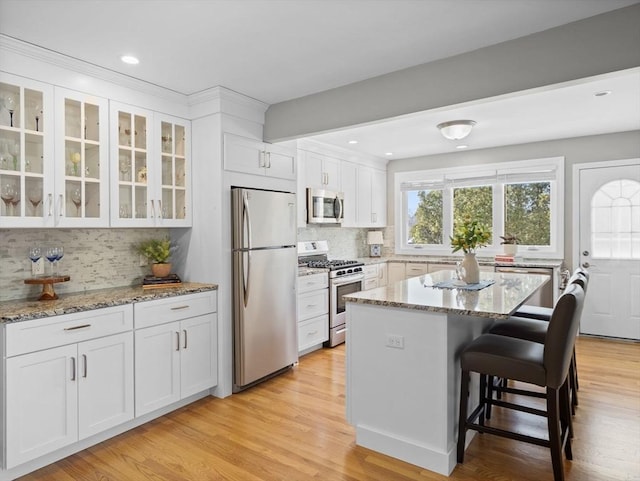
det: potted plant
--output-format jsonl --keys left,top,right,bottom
{"left": 450, "top": 218, "right": 491, "bottom": 284}
{"left": 500, "top": 234, "right": 520, "bottom": 256}
{"left": 137, "top": 237, "right": 172, "bottom": 277}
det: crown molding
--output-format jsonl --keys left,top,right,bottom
{"left": 0, "top": 34, "right": 187, "bottom": 104}
{"left": 297, "top": 138, "right": 388, "bottom": 167}
{"left": 188, "top": 86, "right": 269, "bottom": 123}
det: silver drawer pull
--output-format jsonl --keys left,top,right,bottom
{"left": 170, "top": 305, "right": 190, "bottom": 311}
{"left": 308, "top": 330, "right": 318, "bottom": 336}
{"left": 306, "top": 304, "right": 317, "bottom": 308}
{"left": 64, "top": 324, "right": 91, "bottom": 331}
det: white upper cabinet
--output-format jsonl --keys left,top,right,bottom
{"left": 224, "top": 133, "right": 296, "bottom": 180}
{"left": 357, "top": 165, "right": 386, "bottom": 228}
{"left": 340, "top": 160, "right": 358, "bottom": 227}
{"left": 54, "top": 87, "right": 110, "bottom": 227}
{"left": 304, "top": 151, "right": 340, "bottom": 191}
{"left": 0, "top": 73, "right": 54, "bottom": 228}
{"left": 110, "top": 105, "right": 191, "bottom": 227}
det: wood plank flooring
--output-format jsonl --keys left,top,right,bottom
{"left": 19, "top": 336, "right": 640, "bottom": 481}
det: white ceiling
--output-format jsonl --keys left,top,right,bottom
{"left": 1, "top": 0, "right": 638, "bottom": 160}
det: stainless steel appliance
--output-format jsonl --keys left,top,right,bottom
{"left": 297, "top": 241, "right": 363, "bottom": 347}
{"left": 232, "top": 187, "right": 298, "bottom": 391}
{"left": 495, "top": 266, "right": 554, "bottom": 308}
{"left": 306, "top": 188, "right": 344, "bottom": 225}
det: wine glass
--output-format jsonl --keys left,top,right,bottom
{"left": 45, "top": 246, "right": 58, "bottom": 276}
{"left": 28, "top": 246, "right": 42, "bottom": 276}
{"left": 5, "top": 96, "right": 16, "bottom": 127}
{"left": 33, "top": 102, "right": 42, "bottom": 132}
{"left": 1, "top": 183, "right": 15, "bottom": 215}
{"left": 119, "top": 156, "right": 130, "bottom": 181}
{"left": 9, "top": 187, "right": 21, "bottom": 216}
{"left": 71, "top": 188, "right": 82, "bottom": 216}
{"left": 10, "top": 141, "right": 20, "bottom": 171}
{"left": 28, "top": 187, "right": 42, "bottom": 215}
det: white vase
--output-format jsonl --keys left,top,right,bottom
{"left": 461, "top": 252, "right": 480, "bottom": 284}
{"left": 503, "top": 243, "right": 518, "bottom": 256}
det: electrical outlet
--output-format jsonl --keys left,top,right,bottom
{"left": 139, "top": 254, "right": 148, "bottom": 267}
{"left": 31, "top": 257, "right": 45, "bottom": 276}
{"left": 385, "top": 334, "right": 404, "bottom": 349}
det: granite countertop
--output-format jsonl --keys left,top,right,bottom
{"left": 358, "top": 256, "right": 562, "bottom": 269}
{"left": 0, "top": 282, "right": 218, "bottom": 324}
{"left": 343, "top": 269, "right": 548, "bottom": 319}
{"left": 297, "top": 266, "right": 329, "bottom": 277}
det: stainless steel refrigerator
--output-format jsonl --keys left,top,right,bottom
{"left": 232, "top": 187, "right": 298, "bottom": 391}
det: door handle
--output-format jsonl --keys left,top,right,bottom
{"left": 82, "top": 354, "right": 88, "bottom": 378}
{"left": 70, "top": 356, "right": 76, "bottom": 381}
{"left": 183, "top": 329, "right": 188, "bottom": 349}
{"left": 582, "top": 262, "right": 594, "bottom": 268}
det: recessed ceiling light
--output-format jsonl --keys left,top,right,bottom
{"left": 456, "top": 145, "right": 468, "bottom": 149}
{"left": 348, "top": 140, "right": 358, "bottom": 144}
{"left": 121, "top": 55, "right": 140, "bottom": 65}
{"left": 594, "top": 90, "right": 612, "bottom": 97}
{"left": 385, "top": 152, "right": 393, "bottom": 156}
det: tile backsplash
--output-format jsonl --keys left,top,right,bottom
{"left": 0, "top": 228, "right": 170, "bottom": 302}
{"left": 298, "top": 226, "right": 379, "bottom": 259}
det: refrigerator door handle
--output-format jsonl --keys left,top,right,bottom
{"left": 242, "top": 191, "right": 252, "bottom": 306}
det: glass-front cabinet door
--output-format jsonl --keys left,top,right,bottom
{"left": 54, "top": 88, "right": 109, "bottom": 227}
{"left": 109, "top": 102, "right": 153, "bottom": 227}
{"left": 155, "top": 114, "right": 191, "bottom": 227}
{"left": 0, "top": 73, "right": 54, "bottom": 228}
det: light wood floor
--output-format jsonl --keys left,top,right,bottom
{"left": 19, "top": 336, "right": 640, "bottom": 481}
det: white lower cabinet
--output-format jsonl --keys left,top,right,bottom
{"left": 4, "top": 306, "right": 134, "bottom": 468}
{"left": 134, "top": 292, "right": 218, "bottom": 416}
{"left": 297, "top": 273, "right": 329, "bottom": 353}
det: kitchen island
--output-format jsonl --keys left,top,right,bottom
{"left": 343, "top": 269, "right": 548, "bottom": 476}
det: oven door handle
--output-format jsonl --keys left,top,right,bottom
{"left": 332, "top": 274, "right": 364, "bottom": 286}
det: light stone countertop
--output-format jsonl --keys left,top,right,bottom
{"left": 0, "top": 283, "right": 218, "bottom": 323}
{"left": 356, "top": 256, "right": 562, "bottom": 269}
{"left": 343, "top": 269, "right": 548, "bottom": 319}
{"left": 297, "top": 266, "right": 329, "bottom": 277}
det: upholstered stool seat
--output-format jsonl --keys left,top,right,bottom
{"left": 488, "top": 316, "right": 547, "bottom": 343}
{"left": 457, "top": 284, "right": 584, "bottom": 481}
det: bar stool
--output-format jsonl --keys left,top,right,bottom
{"left": 488, "top": 270, "right": 588, "bottom": 414}
{"left": 457, "top": 284, "right": 584, "bottom": 481}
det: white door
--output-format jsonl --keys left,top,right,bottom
{"left": 180, "top": 314, "right": 217, "bottom": 398}
{"left": 78, "top": 332, "right": 134, "bottom": 439}
{"left": 5, "top": 344, "right": 78, "bottom": 468}
{"left": 134, "top": 321, "right": 181, "bottom": 416}
{"left": 577, "top": 160, "right": 640, "bottom": 339}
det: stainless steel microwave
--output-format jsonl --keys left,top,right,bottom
{"left": 306, "top": 188, "right": 344, "bottom": 225}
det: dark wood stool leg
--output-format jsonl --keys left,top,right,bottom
{"left": 547, "top": 387, "right": 565, "bottom": 481}
{"left": 560, "top": 380, "right": 573, "bottom": 459}
{"left": 457, "top": 369, "right": 470, "bottom": 463}
{"left": 485, "top": 374, "right": 492, "bottom": 420}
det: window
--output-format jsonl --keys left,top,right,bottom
{"left": 396, "top": 157, "right": 564, "bottom": 258}
{"left": 591, "top": 179, "right": 640, "bottom": 259}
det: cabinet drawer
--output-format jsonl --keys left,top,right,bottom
{"left": 363, "top": 265, "right": 378, "bottom": 279}
{"left": 363, "top": 278, "right": 378, "bottom": 290}
{"left": 5, "top": 304, "right": 134, "bottom": 357}
{"left": 298, "top": 289, "right": 329, "bottom": 321}
{"left": 298, "top": 273, "right": 328, "bottom": 293}
{"left": 298, "top": 315, "right": 328, "bottom": 351}
{"left": 134, "top": 291, "right": 217, "bottom": 329}
{"left": 405, "top": 263, "right": 429, "bottom": 278}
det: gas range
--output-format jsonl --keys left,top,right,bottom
{"left": 297, "top": 241, "right": 363, "bottom": 278}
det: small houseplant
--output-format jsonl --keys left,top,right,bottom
{"left": 500, "top": 234, "right": 520, "bottom": 255}
{"left": 450, "top": 218, "right": 491, "bottom": 283}
{"left": 137, "top": 237, "right": 172, "bottom": 277}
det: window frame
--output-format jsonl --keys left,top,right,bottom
{"left": 395, "top": 157, "right": 564, "bottom": 258}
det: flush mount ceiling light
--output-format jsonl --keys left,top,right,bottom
{"left": 120, "top": 55, "right": 140, "bottom": 65}
{"left": 348, "top": 140, "right": 358, "bottom": 144}
{"left": 437, "top": 120, "right": 476, "bottom": 140}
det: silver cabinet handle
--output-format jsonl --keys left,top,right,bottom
{"left": 64, "top": 324, "right": 91, "bottom": 331}
{"left": 150, "top": 199, "right": 155, "bottom": 218}
{"left": 48, "top": 193, "right": 53, "bottom": 217}
{"left": 158, "top": 199, "right": 163, "bottom": 219}
{"left": 183, "top": 329, "right": 188, "bottom": 349}
{"left": 259, "top": 151, "right": 265, "bottom": 168}
{"left": 308, "top": 330, "right": 318, "bottom": 336}
{"left": 176, "top": 332, "right": 180, "bottom": 351}
{"left": 265, "top": 152, "right": 271, "bottom": 168}
{"left": 70, "top": 356, "right": 76, "bottom": 381}
{"left": 58, "top": 194, "right": 64, "bottom": 216}
{"left": 82, "top": 354, "right": 88, "bottom": 378}
{"left": 306, "top": 304, "right": 317, "bottom": 308}
{"left": 170, "top": 305, "right": 190, "bottom": 311}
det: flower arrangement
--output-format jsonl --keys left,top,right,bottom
{"left": 136, "top": 237, "right": 171, "bottom": 264}
{"left": 450, "top": 218, "right": 491, "bottom": 254}
{"left": 500, "top": 234, "right": 520, "bottom": 245}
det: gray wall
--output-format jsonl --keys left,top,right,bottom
{"left": 386, "top": 130, "right": 640, "bottom": 266}
{"left": 264, "top": 4, "right": 640, "bottom": 141}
